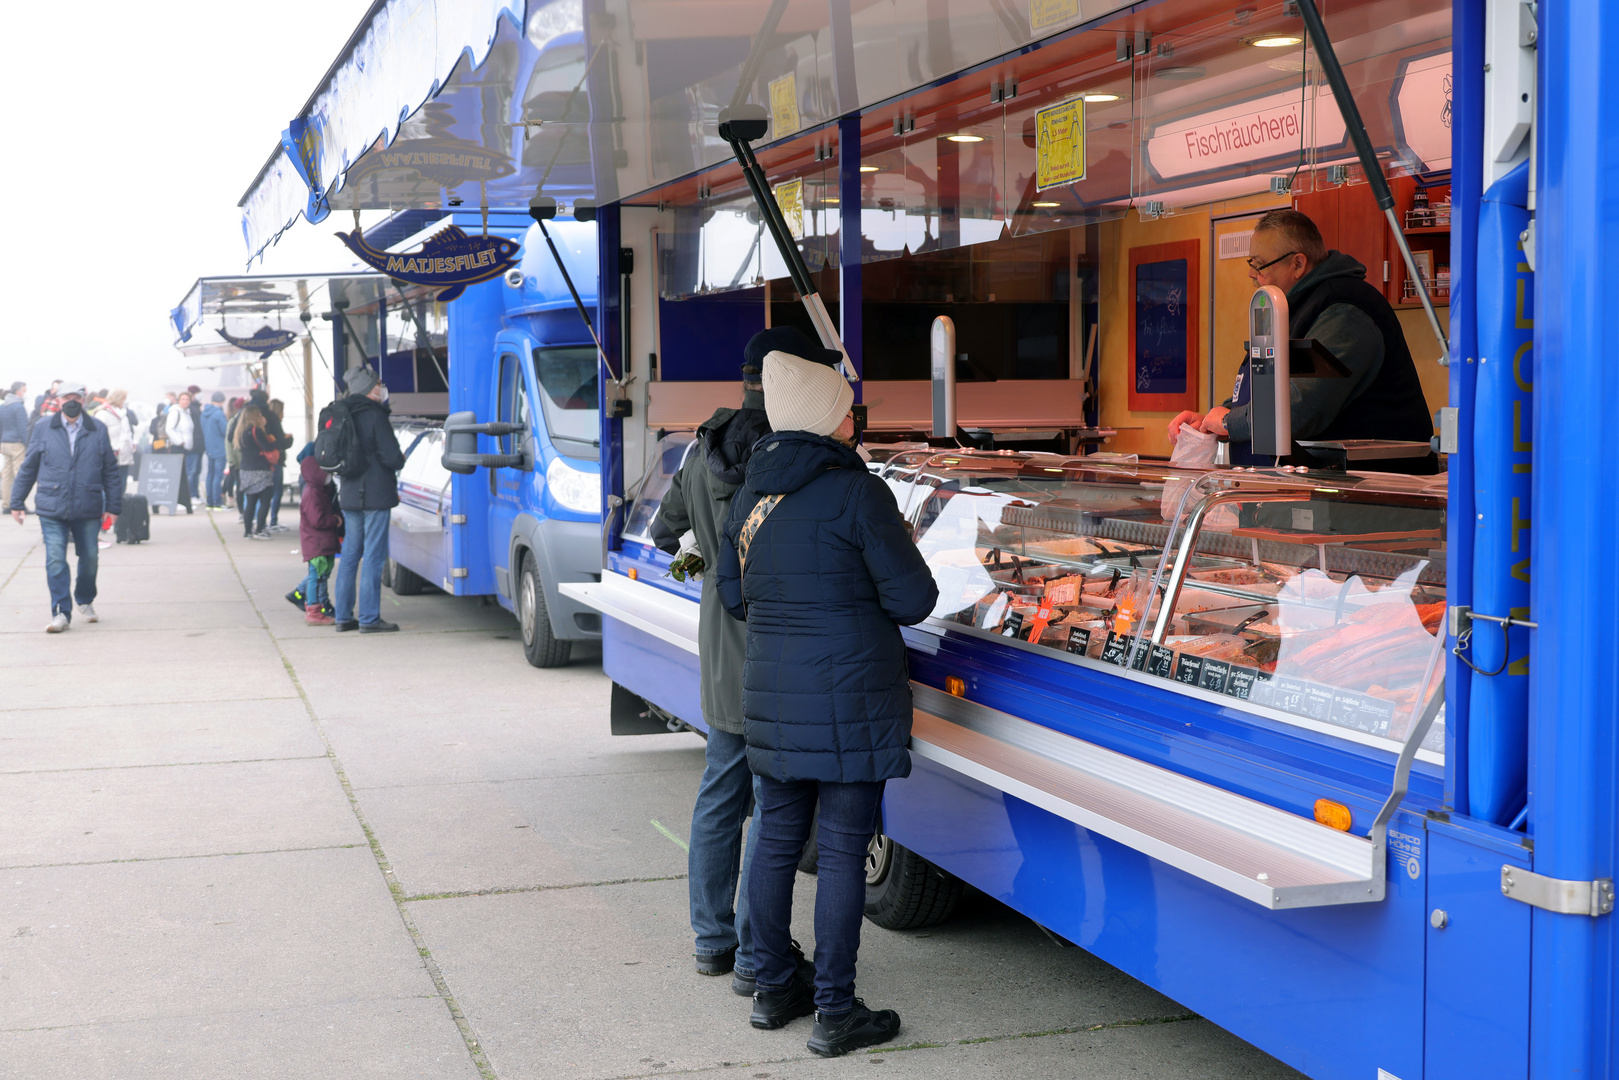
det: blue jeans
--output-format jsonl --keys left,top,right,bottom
{"left": 206, "top": 456, "right": 225, "bottom": 507}
{"left": 750, "top": 776, "right": 884, "bottom": 1012}
{"left": 269, "top": 466, "right": 285, "bottom": 525}
{"left": 689, "top": 727, "right": 763, "bottom": 974}
{"left": 333, "top": 509, "right": 389, "bottom": 625}
{"left": 304, "top": 561, "right": 332, "bottom": 608}
{"left": 184, "top": 451, "right": 202, "bottom": 507}
{"left": 39, "top": 516, "right": 100, "bottom": 619}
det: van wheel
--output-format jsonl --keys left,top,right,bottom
{"left": 863, "top": 836, "right": 963, "bottom": 930}
{"left": 518, "top": 554, "right": 571, "bottom": 668}
{"left": 389, "top": 559, "right": 426, "bottom": 596}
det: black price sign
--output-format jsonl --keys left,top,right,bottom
{"left": 1199, "top": 658, "right": 1231, "bottom": 694}
{"left": 1269, "top": 675, "right": 1309, "bottom": 715}
{"left": 1300, "top": 683, "right": 1336, "bottom": 722}
{"left": 1002, "top": 611, "right": 1024, "bottom": 638}
{"left": 1130, "top": 639, "right": 1150, "bottom": 670}
{"left": 1148, "top": 644, "right": 1176, "bottom": 679}
{"left": 1224, "top": 666, "right": 1261, "bottom": 701}
{"left": 1330, "top": 691, "right": 1397, "bottom": 737}
{"left": 1066, "top": 626, "right": 1092, "bottom": 655}
{"left": 1174, "top": 653, "right": 1204, "bottom": 685}
{"left": 1100, "top": 631, "right": 1131, "bottom": 667}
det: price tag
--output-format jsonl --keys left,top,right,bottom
{"left": 1199, "top": 658, "right": 1231, "bottom": 693}
{"left": 1148, "top": 644, "right": 1176, "bottom": 679}
{"left": 1002, "top": 610, "right": 1025, "bottom": 638}
{"left": 1066, "top": 625, "right": 1092, "bottom": 655}
{"left": 1130, "top": 639, "right": 1150, "bottom": 670}
{"left": 1246, "top": 669, "right": 1275, "bottom": 705}
{"left": 1225, "top": 666, "right": 1265, "bottom": 700}
{"left": 1300, "top": 682, "right": 1336, "bottom": 722}
{"left": 1357, "top": 696, "right": 1396, "bottom": 737}
{"left": 1173, "top": 652, "right": 1204, "bottom": 685}
{"left": 1270, "top": 675, "right": 1309, "bottom": 715}
{"left": 1100, "top": 631, "right": 1131, "bottom": 666}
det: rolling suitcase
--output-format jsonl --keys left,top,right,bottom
{"left": 116, "top": 495, "right": 150, "bottom": 543}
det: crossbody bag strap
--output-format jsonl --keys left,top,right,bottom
{"left": 737, "top": 493, "right": 785, "bottom": 571}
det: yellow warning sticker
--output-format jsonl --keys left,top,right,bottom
{"left": 1035, "top": 97, "right": 1087, "bottom": 191}
{"left": 774, "top": 178, "right": 805, "bottom": 240}
{"left": 1029, "top": 0, "right": 1080, "bottom": 34}
{"left": 770, "top": 72, "right": 801, "bottom": 138}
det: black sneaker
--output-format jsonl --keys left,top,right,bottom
{"left": 285, "top": 588, "right": 306, "bottom": 610}
{"left": 751, "top": 978, "right": 815, "bottom": 1030}
{"left": 335, "top": 620, "right": 360, "bottom": 632}
{"left": 806, "top": 1000, "right": 901, "bottom": 1057}
{"left": 732, "top": 939, "right": 813, "bottom": 996}
{"left": 359, "top": 619, "right": 399, "bottom": 634}
{"left": 695, "top": 947, "right": 735, "bottom": 977}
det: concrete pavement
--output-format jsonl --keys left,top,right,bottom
{"left": 0, "top": 506, "right": 1307, "bottom": 1079}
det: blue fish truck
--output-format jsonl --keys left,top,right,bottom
{"left": 378, "top": 210, "right": 604, "bottom": 667}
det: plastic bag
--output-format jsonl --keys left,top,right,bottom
{"left": 1162, "top": 424, "right": 1218, "bottom": 520}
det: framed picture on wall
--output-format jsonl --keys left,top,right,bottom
{"left": 1128, "top": 240, "right": 1201, "bottom": 413}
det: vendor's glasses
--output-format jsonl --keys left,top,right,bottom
{"left": 1247, "top": 251, "right": 1299, "bottom": 273}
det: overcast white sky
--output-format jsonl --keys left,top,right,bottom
{"left": 0, "top": 0, "right": 378, "bottom": 409}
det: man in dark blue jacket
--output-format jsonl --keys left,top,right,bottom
{"left": 201, "top": 392, "right": 229, "bottom": 509}
{"left": 0, "top": 380, "right": 27, "bottom": 510}
{"left": 8, "top": 381, "right": 123, "bottom": 633}
{"left": 717, "top": 351, "right": 938, "bottom": 1057}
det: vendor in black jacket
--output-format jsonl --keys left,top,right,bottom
{"left": 1168, "top": 208, "right": 1433, "bottom": 465}
{"left": 717, "top": 350, "right": 938, "bottom": 1057}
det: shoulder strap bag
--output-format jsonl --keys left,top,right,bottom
{"left": 736, "top": 493, "right": 785, "bottom": 572}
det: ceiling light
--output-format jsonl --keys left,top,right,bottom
{"left": 1249, "top": 34, "right": 1303, "bottom": 47}
{"left": 1082, "top": 93, "right": 1120, "bottom": 103}
{"left": 1032, "top": 201, "right": 1061, "bottom": 207}
{"left": 859, "top": 165, "right": 879, "bottom": 172}
{"left": 945, "top": 134, "right": 985, "bottom": 143}
{"left": 824, "top": 197, "right": 840, "bottom": 204}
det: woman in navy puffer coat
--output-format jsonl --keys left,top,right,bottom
{"left": 716, "top": 350, "right": 936, "bottom": 1056}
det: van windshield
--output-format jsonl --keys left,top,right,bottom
{"left": 532, "top": 346, "right": 599, "bottom": 457}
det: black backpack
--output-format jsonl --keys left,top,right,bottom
{"left": 314, "top": 398, "right": 365, "bottom": 476}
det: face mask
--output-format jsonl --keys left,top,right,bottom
{"left": 378, "top": 386, "right": 389, "bottom": 403}
{"left": 60, "top": 401, "right": 83, "bottom": 419}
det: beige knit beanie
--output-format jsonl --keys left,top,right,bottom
{"left": 761, "top": 350, "right": 853, "bottom": 436}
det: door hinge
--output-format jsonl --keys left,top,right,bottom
{"left": 1501, "top": 866, "right": 1615, "bottom": 916}
{"left": 451, "top": 567, "right": 469, "bottom": 579}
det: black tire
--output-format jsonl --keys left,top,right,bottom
{"left": 863, "top": 836, "right": 964, "bottom": 930}
{"left": 518, "top": 553, "right": 572, "bottom": 668}
{"left": 798, "top": 817, "right": 820, "bottom": 875}
{"left": 389, "top": 558, "right": 426, "bottom": 596}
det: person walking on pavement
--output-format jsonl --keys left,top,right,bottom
{"left": 266, "top": 398, "right": 289, "bottom": 530}
{"left": 183, "top": 386, "right": 205, "bottom": 507}
{"left": 0, "top": 381, "right": 26, "bottom": 511}
{"left": 717, "top": 351, "right": 938, "bottom": 1057}
{"left": 234, "top": 404, "right": 279, "bottom": 539}
{"left": 651, "top": 329, "right": 837, "bottom": 996}
{"left": 7, "top": 381, "right": 123, "bottom": 633}
{"left": 332, "top": 366, "right": 404, "bottom": 634}
{"left": 96, "top": 389, "right": 136, "bottom": 544}
{"left": 295, "top": 450, "right": 342, "bottom": 625}
{"left": 248, "top": 389, "right": 293, "bottom": 532}
{"left": 224, "top": 398, "right": 243, "bottom": 508}
{"left": 166, "top": 391, "right": 196, "bottom": 514}
{"left": 201, "top": 392, "right": 229, "bottom": 509}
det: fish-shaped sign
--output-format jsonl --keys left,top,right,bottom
{"left": 217, "top": 325, "right": 299, "bottom": 358}
{"left": 337, "top": 224, "right": 520, "bottom": 302}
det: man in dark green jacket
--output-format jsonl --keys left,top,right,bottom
{"left": 651, "top": 327, "right": 831, "bottom": 995}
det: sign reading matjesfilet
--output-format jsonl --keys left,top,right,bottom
{"left": 337, "top": 223, "right": 520, "bottom": 302}
{"left": 216, "top": 325, "right": 298, "bottom": 358}
{"left": 1034, "top": 98, "right": 1086, "bottom": 191}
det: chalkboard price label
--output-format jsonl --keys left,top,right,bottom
{"left": 1199, "top": 658, "right": 1231, "bottom": 693}
{"left": 1300, "top": 682, "right": 1336, "bottom": 722}
{"left": 1129, "top": 639, "right": 1150, "bottom": 670}
{"left": 1066, "top": 626, "right": 1091, "bottom": 655}
{"left": 1002, "top": 611, "right": 1025, "bottom": 638}
{"left": 1246, "top": 670, "right": 1275, "bottom": 706}
{"left": 1100, "top": 631, "right": 1131, "bottom": 667}
{"left": 1173, "top": 652, "right": 1204, "bottom": 685}
{"left": 1270, "top": 675, "right": 1308, "bottom": 715}
{"left": 1148, "top": 644, "right": 1176, "bottom": 679}
{"left": 1224, "top": 666, "right": 1261, "bottom": 700}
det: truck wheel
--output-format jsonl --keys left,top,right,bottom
{"left": 389, "top": 558, "right": 426, "bottom": 596}
{"left": 518, "top": 554, "right": 572, "bottom": 668}
{"left": 863, "top": 835, "right": 963, "bottom": 930}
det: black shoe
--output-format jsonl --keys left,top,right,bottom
{"left": 335, "top": 620, "right": 360, "bottom": 632}
{"left": 359, "top": 619, "right": 399, "bottom": 634}
{"left": 285, "top": 588, "right": 306, "bottom": 610}
{"left": 695, "top": 947, "right": 736, "bottom": 977}
{"left": 732, "top": 939, "right": 812, "bottom": 997}
{"left": 807, "top": 1000, "right": 901, "bottom": 1057}
{"left": 751, "top": 978, "right": 815, "bottom": 1030}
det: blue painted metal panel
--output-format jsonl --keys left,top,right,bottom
{"left": 883, "top": 756, "right": 1427, "bottom": 1080}
{"left": 602, "top": 616, "right": 705, "bottom": 733}
{"left": 1530, "top": 0, "right": 1619, "bottom": 1071}
{"left": 838, "top": 113, "right": 863, "bottom": 396}
{"left": 1424, "top": 828, "right": 1531, "bottom": 1080}
{"left": 1468, "top": 161, "right": 1533, "bottom": 825}
{"left": 446, "top": 276, "right": 507, "bottom": 598}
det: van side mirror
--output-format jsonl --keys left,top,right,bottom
{"left": 442, "top": 410, "right": 526, "bottom": 474}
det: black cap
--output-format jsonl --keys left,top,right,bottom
{"left": 744, "top": 326, "right": 842, "bottom": 372}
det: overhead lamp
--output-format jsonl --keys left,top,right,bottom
{"left": 859, "top": 164, "right": 879, "bottom": 172}
{"left": 1248, "top": 34, "right": 1303, "bottom": 47}
{"left": 1082, "top": 93, "right": 1121, "bottom": 103}
{"left": 945, "top": 133, "right": 985, "bottom": 143}
{"left": 1032, "top": 201, "right": 1061, "bottom": 208}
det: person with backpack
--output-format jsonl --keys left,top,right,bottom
{"left": 330, "top": 366, "right": 404, "bottom": 633}
{"left": 234, "top": 404, "right": 279, "bottom": 538}
{"left": 715, "top": 352, "right": 937, "bottom": 1057}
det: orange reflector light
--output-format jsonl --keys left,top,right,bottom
{"left": 945, "top": 676, "right": 966, "bottom": 697}
{"left": 627, "top": 567, "right": 639, "bottom": 581}
{"left": 1314, "top": 799, "right": 1352, "bottom": 832}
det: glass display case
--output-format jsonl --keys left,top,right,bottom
{"left": 892, "top": 451, "right": 1447, "bottom": 758}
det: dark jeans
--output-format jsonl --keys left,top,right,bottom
{"left": 689, "top": 727, "right": 762, "bottom": 975}
{"left": 333, "top": 509, "right": 389, "bottom": 625}
{"left": 39, "top": 516, "right": 100, "bottom": 618}
{"left": 750, "top": 776, "right": 884, "bottom": 1013}
{"left": 269, "top": 465, "right": 285, "bottom": 525}
{"left": 240, "top": 488, "right": 271, "bottom": 535}
{"left": 184, "top": 451, "right": 202, "bottom": 507}
{"left": 206, "top": 456, "right": 225, "bottom": 507}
